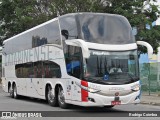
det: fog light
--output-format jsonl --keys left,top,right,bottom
{"left": 88, "top": 97, "right": 95, "bottom": 102}
{"left": 131, "top": 84, "right": 140, "bottom": 91}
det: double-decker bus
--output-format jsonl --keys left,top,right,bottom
{"left": 1, "top": 13, "right": 153, "bottom": 109}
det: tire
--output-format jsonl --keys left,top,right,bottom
{"left": 13, "top": 84, "right": 19, "bottom": 99}
{"left": 47, "top": 86, "right": 58, "bottom": 107}
{"left": 58, "top": 87, "right": 68, "bottom": 109}
{"left": 9, "top": 85, "right": 14, "bottom": 98}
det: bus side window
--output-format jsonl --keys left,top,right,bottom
{"left": 59, "top": 15, "right": 78, "bottom": 40}
{"left": 34, "top": 65, "right": 37, "bottom": 78}
{"left": 45, "top": 64, "right": 50, "bottom": 78}
{"left": 37, "top": 62, "right": 42, "bottom": 78}
{"left": 27, "top": 62, "right": 34, "bottom": 78}
{"left": 15, "top": 61, "right": 61, "bottom": 78}
{"left": 49, "top": 62, "right": 61, "bottom": 78}
{"left": 43, "top": 61, "right": 61, "bottom": 78}
{"left": 65, "top": 46, "right": 82, "bottom": 79}
{"left": 42, "top": 62, "right": 45, "bottom": 78}
{"left": 15, "top": 64, "right": 22, "bottom": 78}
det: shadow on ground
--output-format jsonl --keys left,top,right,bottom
{"left": 4, "top": 95, "right": 123, "bottom": 113}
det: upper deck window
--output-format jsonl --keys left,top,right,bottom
{"left": 3, "top": 19, "right": 61, "bottom": 55}
{"left": 76, "top": 14, "right": 135, "bottom": 44}
{"left": 59, "top": 15, "right": 78, "bottom": 40}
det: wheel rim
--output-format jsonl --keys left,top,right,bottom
{"left": 58, "top": 88, "right": 65, "bottom": 105}
{"left": 13, "top": 85, "right": 17, "bottom": 97}
{"left": 48, "top": 87, "right": 54, "bottom": 103}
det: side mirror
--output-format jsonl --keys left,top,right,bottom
{"left": 65, "top": 39, "right": 90, "bottom": 58}
{"left": 137, "top": 41, "right": 153, "bottom": 59}
{"left": 61, "top": 30, "right": 69, "bottom": 39}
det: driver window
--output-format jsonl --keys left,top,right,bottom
{"left": 65, "top": 45, "right": 82, "bottom": 79}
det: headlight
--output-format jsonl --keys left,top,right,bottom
{"left": 131, "top": 84, "right": 140, "bottom": 91}
{"left": 76, "top": 81, "right": 101, "bottom": 93}
{"left": 88, "top": 88, "right": 101, "bottom": 93}
{"left": 81, "top": 85, "right": 100, "bottom": 93}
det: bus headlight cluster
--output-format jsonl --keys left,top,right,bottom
{"left": 81, "top": 85, "right": 100, "bottom": 93}
{"left": 88, "top": 88, "right": 101, "bottom": 93}
{"left": 131, "top": 84, "right": 140, "bottom": 91}
{"left": 76, "top": 82, "right": 101, "bottom": 93}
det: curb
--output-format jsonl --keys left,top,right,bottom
{"left": 140, "top": 101, "right": 160, "bottom": 106}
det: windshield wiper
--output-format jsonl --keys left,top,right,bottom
{"left": 84, "top": 77, "right": 101, "bottom": 82}
{"left": 127, "top": 73, "right": 135, "bottom": 82}
{"left": 84, "top": 77, "right": 110, "bottom": 84}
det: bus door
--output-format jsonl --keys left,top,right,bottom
{"left": 71, "top": 78, "right": 81, "bottom": 101}
{"left": 66, "top": 78, "right": 81, "bottom": 101}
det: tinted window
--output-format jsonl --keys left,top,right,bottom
{"left": 43, "top": 61, "right": 61, "bottom": 78}
{"left": 4, "top": 20, "right": 61, "bottom": 55}
{"left": 15, "top": 61, "right": 61, "bottom": 78}
{"left": 32, "top": 20, "right": 61, "bottom": 47}
{"left": 76, "top": 13, "right": 135, "bottom": 44}
{"left": 64, "top": 45, "right": 82, "bottom": 79}
{"left": 59, "top": 15, "right": 78, "bottom": 40}
{"left": 45, "top": 20, "right": 61, "bottom": 45}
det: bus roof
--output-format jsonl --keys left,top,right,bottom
{"left": 3, "top": 12, "right": 126, "bottom": 44}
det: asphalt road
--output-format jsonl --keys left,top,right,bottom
{"left": 0, "top": 85, "right": 160, "bottom": 120}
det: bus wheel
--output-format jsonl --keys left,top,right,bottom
{"left": 58, "top": 87, "right": 68, "bottom": 109}
{"left": 47, "top": 86, "right": 58, "bottom": 107}
{"left": 13, "top": 84, "right": 19, "bottom": 99}
{"left": 9, "top": 85, "right": 14, "bottom": 98}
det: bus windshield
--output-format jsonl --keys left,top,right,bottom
{"left": 77, "top": 13, "right": 135, "bottom": 44}
{"left": 83, "top": 49, "right": 139, "bottom": 85}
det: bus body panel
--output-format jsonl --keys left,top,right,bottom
{"left": 64, "top": 80, "right": 140, "bottom": 106}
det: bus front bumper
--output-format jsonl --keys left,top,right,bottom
{"left": 80, "top": 90, "right": 141, "bottom": 107}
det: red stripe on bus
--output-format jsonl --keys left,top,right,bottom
{"left": 81, "top": 80, "right": 88, "bottom": 102}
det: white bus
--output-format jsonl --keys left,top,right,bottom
{"left": 1, "top": 13, "right": 153, "bottom": 109}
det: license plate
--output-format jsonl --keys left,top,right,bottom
{"left": 111, "top": 101, "right": 121, "bottom": 105}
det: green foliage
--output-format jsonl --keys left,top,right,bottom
{"left": 0, "top": 0, "right": 51, "bottom": 43}
{"left": 0, "top": 0, "right": 160, "bottom": 53}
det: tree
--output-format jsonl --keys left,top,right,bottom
{"left": 0, "top": 0, "right": 103, "bottom": 45}
{"left": 0, "top": 0, "right": 52, "bottom": 44}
